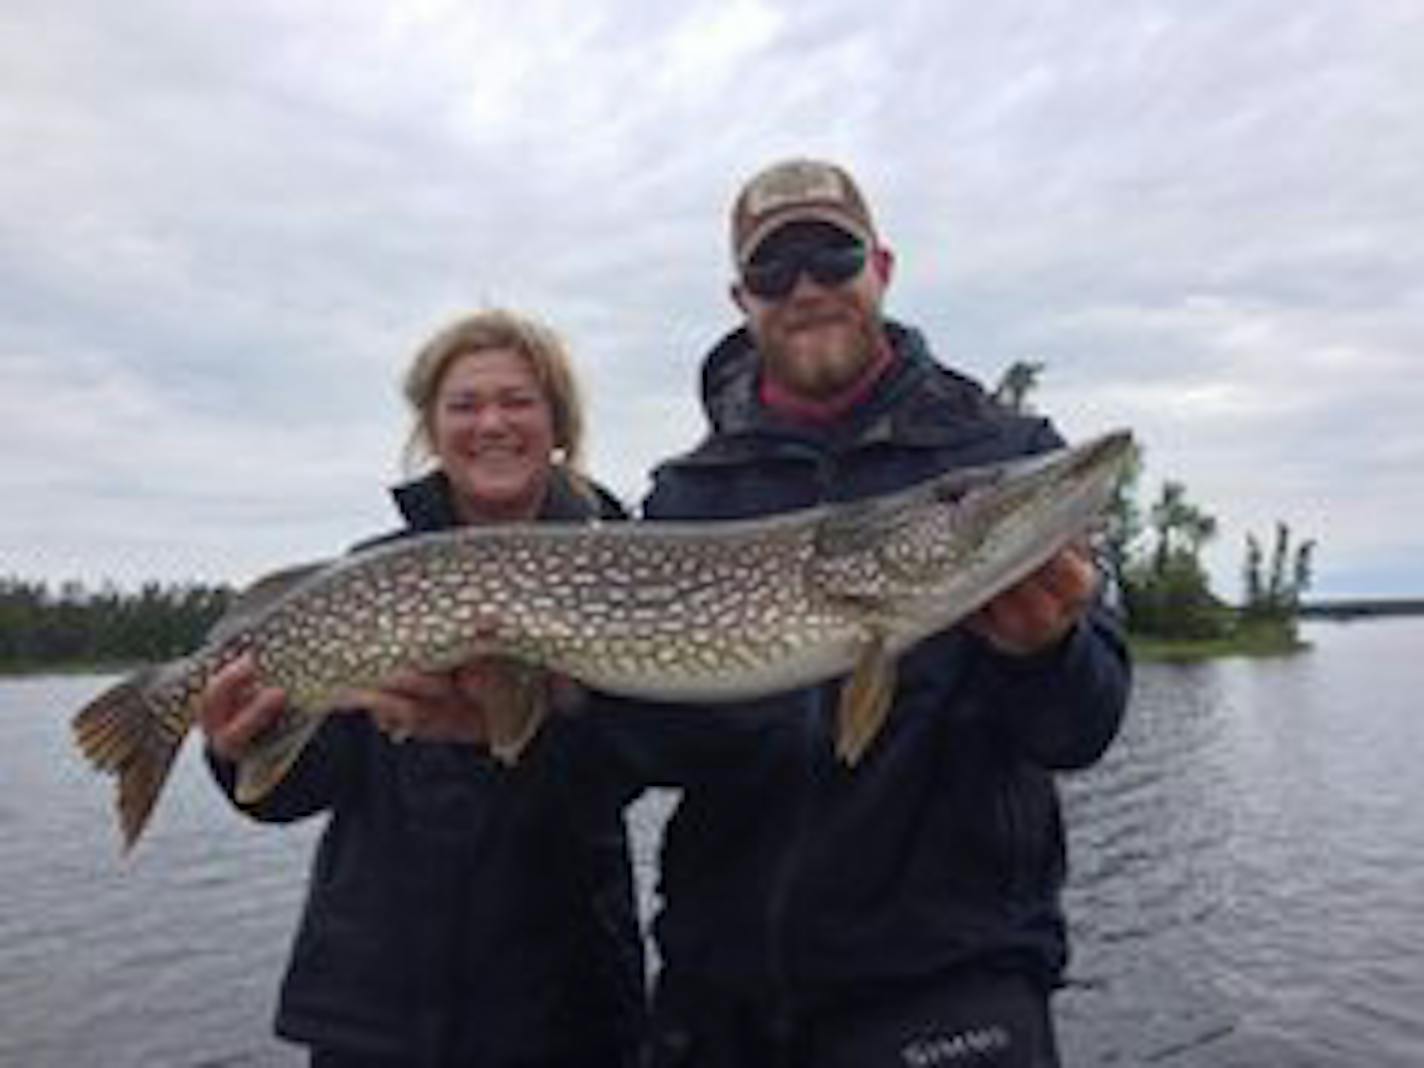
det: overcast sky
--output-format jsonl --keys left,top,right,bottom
{"left": 2, "top": 1, "right": 1419, "bottom": 600}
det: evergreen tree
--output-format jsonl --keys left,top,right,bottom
{"left": 992, "top": 359, "right": 1045, "bottom": 414}
{"left": 1243, "top": 532, "right": 1264, "bottom": 611}
{"left": 1102, "top": 448, "right": 1143, "bottom": 607}
{"left": 1127, "top": 480, "right": 1225, "bottom": 639}
{"left": 1267, "top": 521, "right": 1291, "bottom": 611}
{"left": 1293, "top": 539, "right": 1316, "bottom": 608}
{"left": 1241, "top": 523, "right": 1316, "bottom": 630}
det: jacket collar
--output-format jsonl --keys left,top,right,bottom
{"left": 666, "top": 318, "right": 1006, "bottom": 470}
{"left": 697, "top": 319, "right": 931, "bottom": 436}
{"left": 391, "top": 467, "right": 609, "bottom": 533}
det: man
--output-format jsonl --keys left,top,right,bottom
{"left": 621, "top": 159, "right": 1130, "bottom": 1067}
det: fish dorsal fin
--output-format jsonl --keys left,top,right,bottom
{"left": 208, "top": 560, "right": 332, "bottom": 643}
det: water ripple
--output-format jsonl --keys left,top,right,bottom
{"left": 7, "top": 621, "right": 1424, "bottom": 1065}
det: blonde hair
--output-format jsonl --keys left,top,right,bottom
{"left": 401, "top": 309, "right": 587, "bottom": 482}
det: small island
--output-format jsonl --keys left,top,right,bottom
{"left": 1129, "top": 618, "right": 1308, "bottom": 663}
{"left": 1095, "top": 440, "right": 1323, "bottom": 664}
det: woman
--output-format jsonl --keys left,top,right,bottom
{"left": 199, "top": 310, "right": 645, "bottom": 1067}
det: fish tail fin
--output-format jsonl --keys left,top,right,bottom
{"left": 835, "top": 631, "right": 897, "bottom": 765}
{"left": 72, "top": 666, "right": 192, "bottom": 853}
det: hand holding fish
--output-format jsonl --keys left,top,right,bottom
{"left": 967, "top": 541, "right": 1099, "bottom": 657}
{"left": 344, "top": 666, "right": 492, "bottom": 745}
{"left": 353, "top": 661, "right": 583, "bottom": 759}
{"left": 199, "top": 654, "right": 494, "bottom": 749}
{"left": 199, "top": 654, "right": 287, "bottom": 761}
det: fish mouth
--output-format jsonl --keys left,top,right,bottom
{"left": 1061, "top": 430, "right": 1135, "bottom": 485}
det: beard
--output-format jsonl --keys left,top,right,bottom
{"left": 758, "top": 306, "right": 885, "bottom": 400}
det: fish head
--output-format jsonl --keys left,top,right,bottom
{"left": 811, "top": 431, "right": 1136, "bottom": 632}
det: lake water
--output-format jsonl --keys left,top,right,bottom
{"left": 3, "top": 618, "right": 1423, "bottom": 1066}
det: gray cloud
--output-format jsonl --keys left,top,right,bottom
{"left": 2, "top": 0, "right": 1419, "bottom": 597}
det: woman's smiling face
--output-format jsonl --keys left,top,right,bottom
{"left": 432, "top": 347, "right": 556, "bottom": 524}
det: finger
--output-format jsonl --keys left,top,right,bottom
{"left": 346, "top": 687, "right": 417, "bottom": 722}
{"left": 198, "top": 654, "right": 258, "bottom": 735}
{"left": 350, "top": 687, "right": 439, "bottom": 745}
{"left": 213, "top": 686, "right": 287, "bottom": 759}
{"left": 989, "top": 583, "right": 1061, "bottom": 637}
{"left": 378, "top": 669, "right": 459, "bottom": 703}
{"left": 971, "top": 582, "right": 1073, "bottom": 656}
{"left": 988, "top": 545, "right": 1093, "bottom": 613}
{"left": 343, "top": 672, "right": 456, "bottom": 718}
{"left": 1035, "top": 547, "right": 1099, "bottom": 612}
{"left": 452, "top": 658, "right": 503, "bottom": 692}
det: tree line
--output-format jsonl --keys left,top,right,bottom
{"left": 0, "top": 577, "right": 232, "bottom": 670}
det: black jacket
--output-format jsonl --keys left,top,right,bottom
{"left": 208, "top": 469, "right": 645, "bottom": 1067}
{"left": 607, "top": 321, "right": 1129, "bottom": 1014}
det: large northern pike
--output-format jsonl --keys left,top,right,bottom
{"left": 74, "top": 430, "right": 1134, "bottom": 851}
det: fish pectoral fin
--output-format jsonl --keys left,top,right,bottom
{"left": 835, "top": 630, "right": 897, "bottom": 765}
{"left": 484, "top": 661, "right": 550, "bottom": 766}
{"left": 235, "top": 706, "right": 324, "bottom": 805}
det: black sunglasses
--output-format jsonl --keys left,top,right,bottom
{"left": 742, "top": 241, "right": 869, "bottom": 300}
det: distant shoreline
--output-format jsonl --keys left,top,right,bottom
{"left": 1298, "top": 598, "right": 1424, "bottom": 621}
{"left": 1129, "top": 632, "right": 1310, "bottom": 664}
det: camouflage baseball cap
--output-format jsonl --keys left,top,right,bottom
{"left": 730, "top": 159, "right": 877, "bottom": 267}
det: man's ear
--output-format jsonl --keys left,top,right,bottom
{"left": 871, "top": 245, "right": 895, "bottom": 287}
